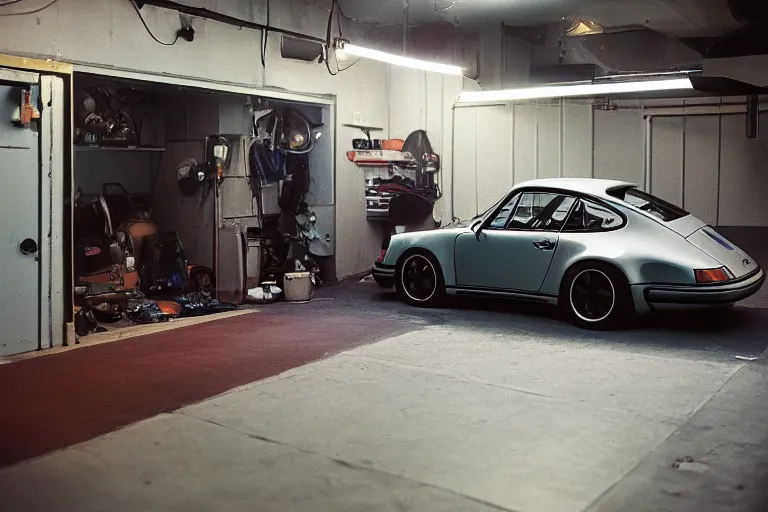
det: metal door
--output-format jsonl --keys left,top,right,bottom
{"left": 0, "top": 68, "right": 40, "bottom": 356}
{"left": 454, "top": 231, "right": 558, "bottom": 292}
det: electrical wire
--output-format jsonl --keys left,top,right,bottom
{"left": 325, "top": 0, "right": 338, "bottom": 75}
{"left": 261, "top": 0, "right": 270, "bottom": 68}
{"left": 130, "top": 0, "right": 179, "bottom": 46}
{"left": 0, "top": 0, "right": 25, "bottom": 8}
{"left": 324, "top": 0, "right": 359, "bottom": 76}
{"left": 0, "top": 0, "right": 59, "bottom": 16}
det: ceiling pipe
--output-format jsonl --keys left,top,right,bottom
{"left": 403, "top": 0, "right": 410, "bottom": 54}
{"left": 747, "top": 95, "right": 759, "bottom": 139}
{"left": 135, "top": 0, "right": 326, "bottom": 44}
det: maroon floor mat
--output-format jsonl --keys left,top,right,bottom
{"left": 0, "top": 312, "right": 412, "bottom": 467}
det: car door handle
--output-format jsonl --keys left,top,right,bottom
{"left": 533, "top": 239, "right": 555, "bottom": 251}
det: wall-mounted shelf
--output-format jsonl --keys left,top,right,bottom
{"left": 74, "top": 145, "right": 166, "bottom": 152}
{"left": 347, "top": 150, "right": 416, "bottom": 167}
{"left": 343, "top": 123, "right": 383, "bottom": 141}
{"left": 342, "top": 123, "right": 383, "bottom": 131}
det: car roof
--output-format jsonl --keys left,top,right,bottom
{"left": 511, "top": 178, "right": 636, "bottom": 199}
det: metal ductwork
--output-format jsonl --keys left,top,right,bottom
{"left": 683, "top": 1, "right": 768, "bottom": 58}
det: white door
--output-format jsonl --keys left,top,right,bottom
{"left": 0, "top": 68, "right": 41, "bottom": 356}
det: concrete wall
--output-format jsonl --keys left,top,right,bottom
{"left": 0, "top": 0, "right": 394, "bottom": 278}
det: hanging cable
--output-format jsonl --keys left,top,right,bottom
{"left": 0, "top": 1, "right": 25, "bottom": 8}
{"left": 335, "top": 0, "right": 343, "bottom": 39}
{"left": 324, "top": 0, "right": 338, "bottom": 75}
{"left": 324, "top": 0, "right": 359, "bottom": 76}
{"left": 0, "top": 0, "right": 59, "bottom": 16}
{"left": 261, "top": 0, "right": 270, "bottom": 68}
{"left": 130, "top": 0, "right": 179, "bottom": 46}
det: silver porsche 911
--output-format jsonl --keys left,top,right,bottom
{"left": 373, "top": 178, "right": 765, "bottom": 329}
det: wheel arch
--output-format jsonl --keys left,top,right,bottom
{"left": 396, "top": 247, "right": 446, "bottom": 278}
{"left": 556, "top": 258, "right": 631, "bottom": 296}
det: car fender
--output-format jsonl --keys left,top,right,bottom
{"left": 382, "top": 228, "right": 466, "bottom": 287}
{"left": 540, "top": 217, "right": 723, "bottom": 295}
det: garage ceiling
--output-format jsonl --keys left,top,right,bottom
{"left": 336, "top": 0, "right": 741, "bottom": 38}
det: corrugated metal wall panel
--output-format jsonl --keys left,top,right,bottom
{"left": 593, "top": 110, "right": 644, "bottom": 185}
{"left": 476, "top": 105, "right": 513, "bottom": 213}
{"left": 513, "top": 104, "right": 537, "bottom": 184}
{"left": 453, "top": 107, "right": 479, "bottom": 219}
{"left": 651, "top": 117, "right": 684, "bottom": 205}
{"left": 562, "top": 104, "right": 593, "bottom": 178}
{"left": 683, "top": 116, "right": 719, "bottom": 226}
{"left": 719, "top": 113, "right": 768, "bottom": 226}
{"left": 537, "top": 104, "right": 561, "bottom": 179}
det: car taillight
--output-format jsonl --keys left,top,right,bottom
{"left": 695, "top": 267, "right": 731, "bottom": 283}
{"left": 376, "top": 249, "right": 387, "bottom": 264}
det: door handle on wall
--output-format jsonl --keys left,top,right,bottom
{"left": 533, "top": 239, "right": 555, "bottom": 251}
{"left": 20, "top": 238, "right": 38, "bottom": 255}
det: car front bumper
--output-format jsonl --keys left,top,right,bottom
{"left": 642, "top": 268, "right": 766, "bottom": 307}
{"left": 372, "top": 262, "right": 396, "bottom": 288}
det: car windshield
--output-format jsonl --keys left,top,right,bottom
{"left": 608, "top": 187, "right": 689, "bottom": 222}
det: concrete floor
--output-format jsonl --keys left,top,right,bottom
{"left": 2, "top": 277, "right": 768, "bottom": 512}
{"left": 5, "top": 224, "right": 768, "bottom": 511}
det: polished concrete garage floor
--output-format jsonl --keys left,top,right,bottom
{"left": 2, "top": 264, "right": 768, "bottom": 511}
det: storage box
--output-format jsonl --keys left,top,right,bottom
{"left": 283, "top": 272, "right": 313, "bottom": 302}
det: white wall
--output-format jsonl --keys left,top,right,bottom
{"left": 451, "top": 99, "right": 768, "bottom": 227}
{"left": 0, "top": 0, "right": 397, "bottom": 278}
{"left": 387, "top": 67, "right": 468, "bottom": 227}
{"left": 452, "top": 100, "right": 607, "bottom": 219}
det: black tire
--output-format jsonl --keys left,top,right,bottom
{"left": 559, "top": 261, "right": 633, "bottom": 330}
{"left": 395, "top": 251, "right": 445, "bottom": 308}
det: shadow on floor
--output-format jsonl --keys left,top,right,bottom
{"left": 319, "top": 281, "right": 768, "bottom": 361}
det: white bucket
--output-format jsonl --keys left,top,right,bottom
{"left": 283, "top": 272, "right": 313, "bottom": 302}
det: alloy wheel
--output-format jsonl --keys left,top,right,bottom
{"left": 401, "top": 254, "right": 437, "bottom": 303}
{"left": 569, "top": 269, "right": 616, "bottom": 323}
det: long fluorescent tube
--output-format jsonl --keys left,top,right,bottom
{"left": 457, "top": 78, "right": 694, "bottom": 104}
{"left": 339, "top": 43, "right": 463, "bottom": 76}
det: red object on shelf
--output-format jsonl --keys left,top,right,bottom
{"left": 347, "top": 150, "right": 416, "bottom": 166}
{"left": 381, "top": 139, "right": 404, "bottom": 151}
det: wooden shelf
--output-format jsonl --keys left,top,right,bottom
{"left": 74, "top": 145, "right": 166, "bottom": 152}
{"left": 342, "top": 123, "right": 383, "bottom": 132}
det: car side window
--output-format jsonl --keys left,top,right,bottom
{"left": 563, "top": 199, "right": 624, "bottom": 232}
{"left": 508, "top": 193, "right": 576, "bottom": 231}
{"left": 488, "top": 193, "right": 521, "bottom": 229}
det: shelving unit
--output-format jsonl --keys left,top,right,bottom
{"left": 342, "top": 123, "right": 383, "bottom": 139}
{"left": 74, "top": 145, "right": 166, "bottom": 152}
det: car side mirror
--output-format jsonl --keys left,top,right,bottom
{"left": 473, "top": 221, "right": 484, "bottom": 239}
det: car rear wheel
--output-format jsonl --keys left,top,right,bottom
{"left": 560, "top": 262, "right": 633, "bottom": 330}
{"left": 395, "top": 252, "right": 445, "bottom": 308}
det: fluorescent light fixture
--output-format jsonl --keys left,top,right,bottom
{"left": 456, "top": 77, "right": 694, "bottom": 104}
{"left": 338, "top": 42, "right": 463, "bottom": 76}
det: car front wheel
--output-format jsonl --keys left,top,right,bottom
{"left": 395, "top": 252, "right": 445, "bottom": 308}
{"left": 560, "top": 262, "right": 633, "bottom": 330}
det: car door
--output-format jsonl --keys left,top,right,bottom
{"left": 454, "top": 192, "right": 576, "bottom": 292}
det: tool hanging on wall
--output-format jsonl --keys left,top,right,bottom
{"left": 212, "top": 138, "right": 231, "bottom": 183}
{"left": 11, "top": 87, "right": 40, "bottom": 127}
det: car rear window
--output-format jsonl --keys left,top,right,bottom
{"left": 608, "top": 187, "right": 689, "bottom": 222}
